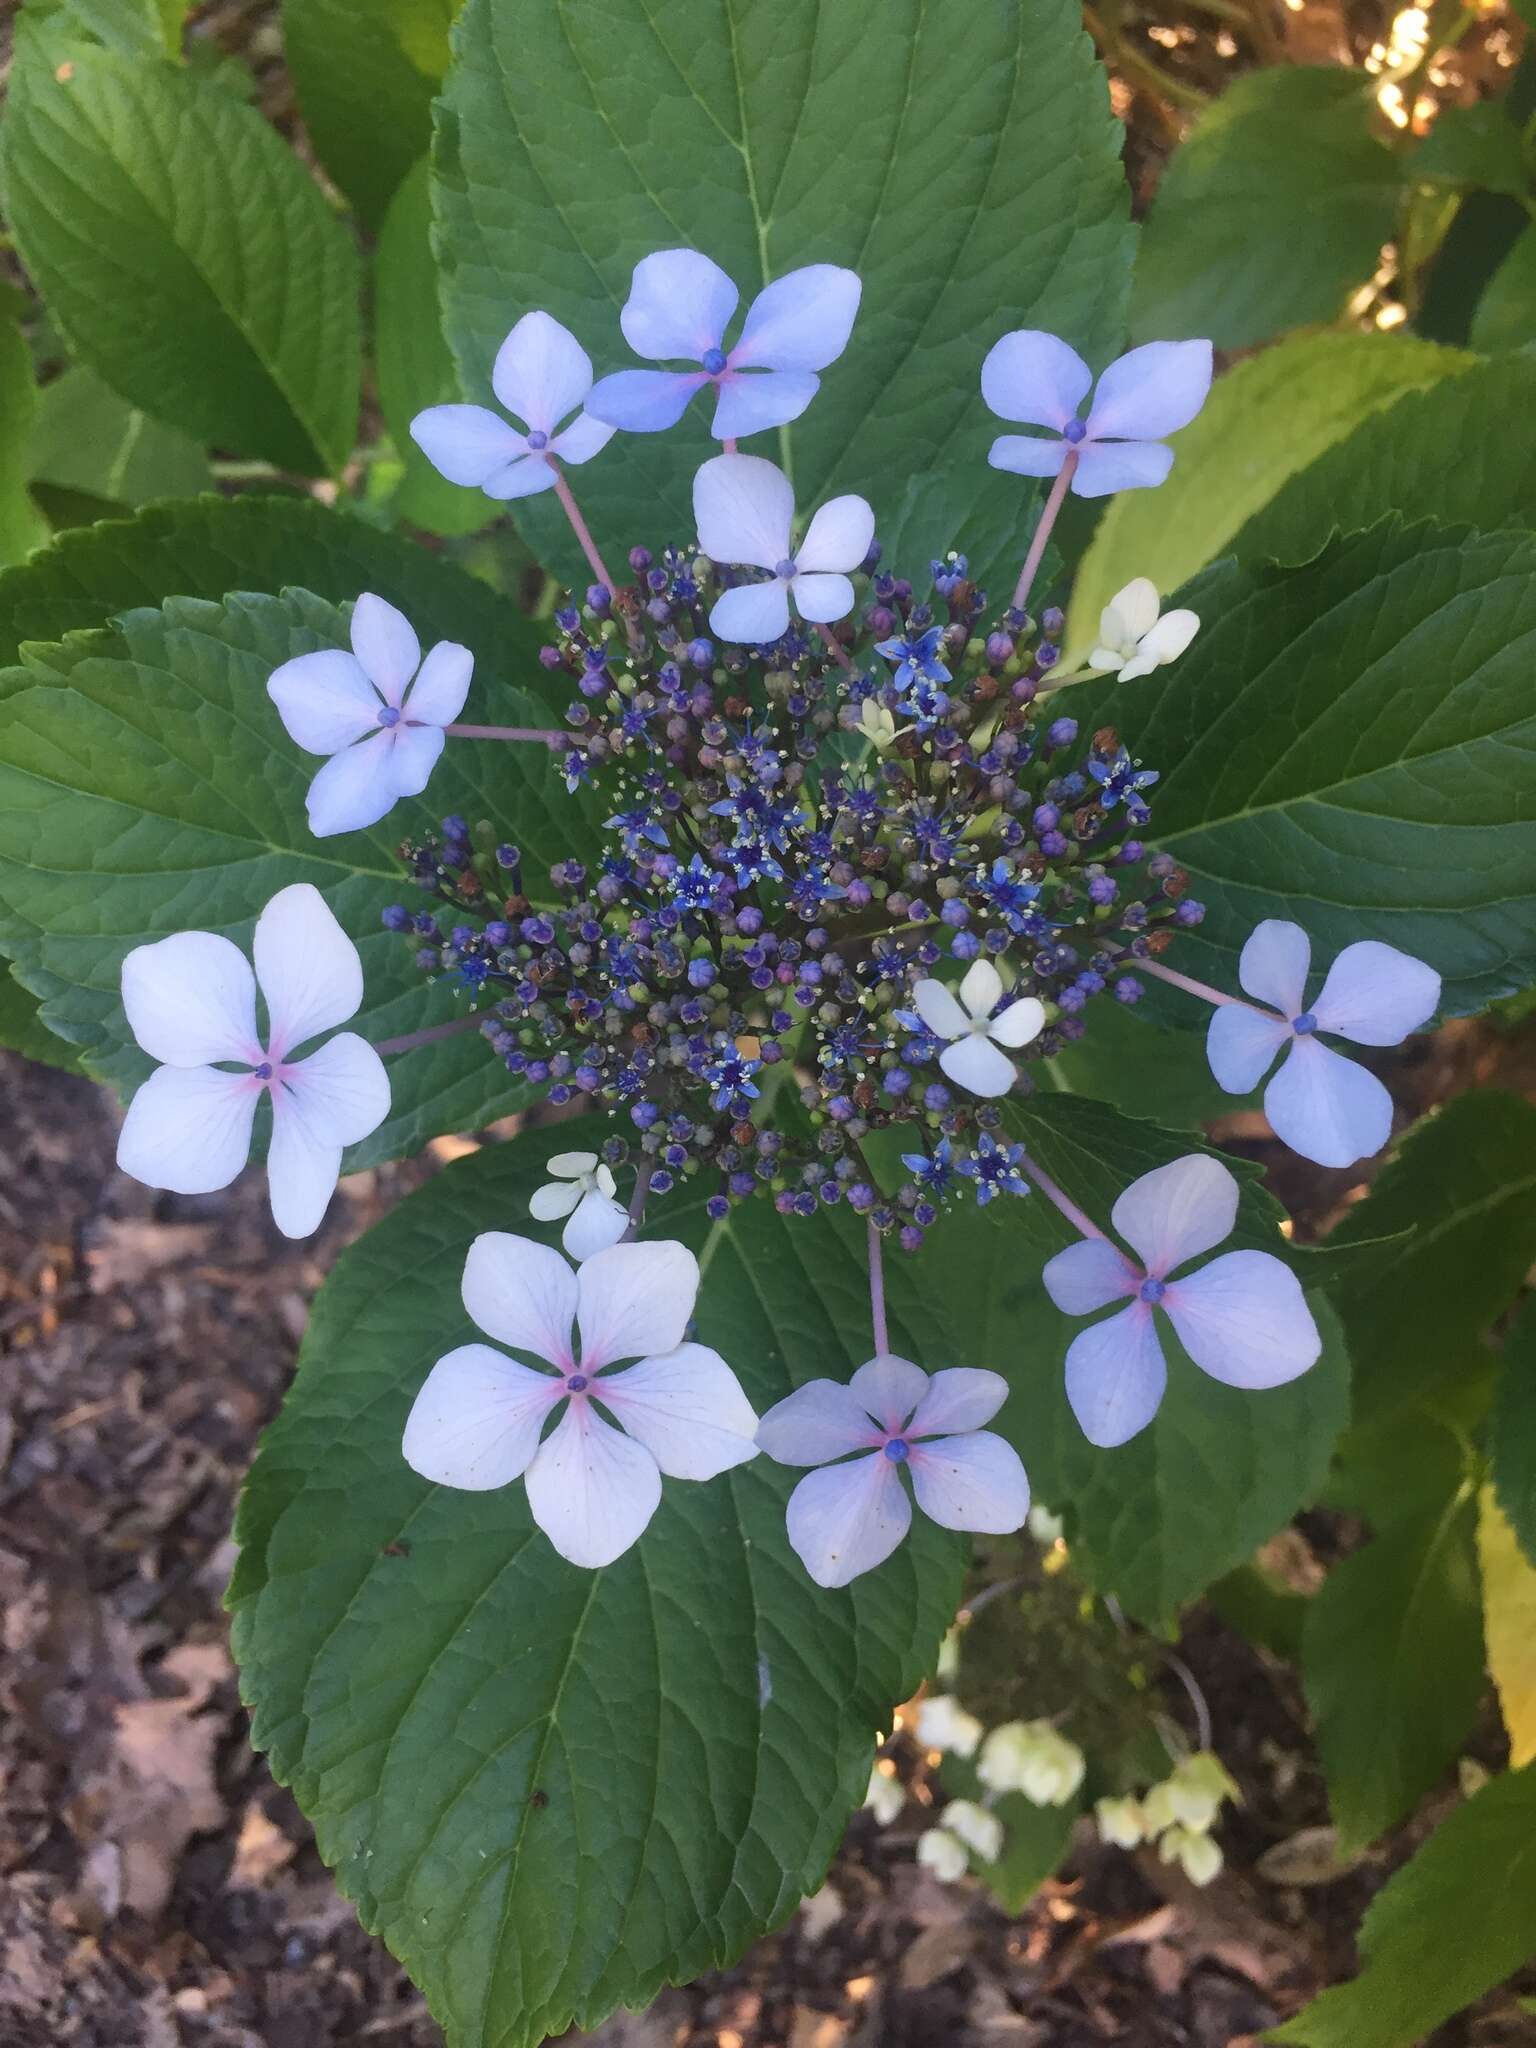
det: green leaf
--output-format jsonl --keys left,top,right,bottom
{"left": 433, "top": 0, "right": 1134, "bottom": 590}
{"left": 375, "top": 161, "right": 485, "bottom": 537}
{"left": 26, "top": 0, "right": 174, "bottom": 58}
{"left": 1302, "top": 1466, "right": 1482, "bottom": 1851}
{"left": 0, "top": 492, "right": 529, "bottom": 664}
{"left": 28, "top": 366, "right": 210, "bottom": 511}
{"left": 229, "top": 1122, "right": 962, "bottom": 2048}
{"left": 1065, "top": 332, "right": 1469, "bottom": 656}
{"left": 0, "top": 302, "right": 48, "bottom": 568}
{"left": 1326, "top": 1092, "right": 1536, "bottom": 1424}
{"left": 1042, "top": 998, "right": 1229, "bottom": 1128}
{"left": 0, "top": 957, "right": 83, "bottom": 1070}
{"left": 1073, "top": 521, "right": 1536, "bottom": 1018}
{"left": 1492, "top": 1295, "right": 1536, "bottom": 1569}
{"left": 1271, "top": 1763, "right": 1536, "bottom": 2047}
{"left": 1130, "top": 68, "right": 1402, "bottom": 351}
{"left": 1412, "top": 103, "right": 1531, "bottom": 197}
{"left": 285, "top": 0, "right": 458, "bottom": 228}
{"left": 0, "top": 585, "right": 588, "bottom": 1165}
{"left": 1232, "top": 355, "right": 1536, "bottom": 570}
{"left": 1471, "top": 225, "right": 1536, "bottom": 352}
{"left": 2, "top": 28, "right": 361, "bottom": 473}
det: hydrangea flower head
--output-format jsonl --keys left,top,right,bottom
{"left": 982, "top": 331, "right": 1212, "bottom": 498}
{"left": 755, "top": 1355, "right": 1029, "bottom": 1587}
{"left": 267, "top": 594, "right": 471, "bottom": 838}
{"left": 694, "top": 453, "right": 874, "bottom": 643}
{"left": 1207, "top": 920, "right": 1441, "bottom": 1168}
{"left": 411, "top": 309, "right": 614, "bottom": 500}
{"left": 116, "top": 884, "right": 390, "bottom": 1237}
{"left": 911, "top": 959, "right": 1045, "bottom": 1097}
{"left": 587, "top": 248, "right": 861, "bottom": 439}
{"left": 402, "top": 1234, "right": 759, "bottom": 1568}
{"left": 1041, "top": 1154, "right": 1322, "bottom": 1448}
{"left": 528, "top": 1150, "right": 628, "bottom": 1261}
{"left": 977, "top": 1720, "right": 1085, "bottom": 1805}
{"left": 1087, "top": 578, "right": 1200, "bottom": 681}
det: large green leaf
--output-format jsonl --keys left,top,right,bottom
{"left": 285, "top": 0, "right": 458, "bottom": 228}
{"left": 1272, "top": 1763, "right": 1536, "bottom": 2047}
{"left": 1471, "top": 225, "right": 1536, "bottom": 352}
{"left": 0, "top": 303, "right": 48, "bottom": 568}
{"left": 1064, "top": 332, "right": 1468, "bottom": 656}
{"left": 2, "top": 26, "right": 361, "bottom": 473}
{"left": 1232, "top": 354, "right": 1536, "bottom": 570}
{"left": 1075, "top": 520, "right": 1536, "bottom": 1017}
{"left": 433, "top": 0, "right": 1133, "bottom": 591}
{"left": 0, "top": 958, "right": 83, "bottom": 1071}
{"left": 27, "top": 366, "right": 210, "bottom": 514}
{"left": 229, "top": 1121, "right": 963, "bottom": 2048}
{"left": 1492, "top": 1296, "right": 1536, "bottom": 1571}
{"left": 0, "top": 586, "right": 592, "bottom": 1164}
{"left": 1130, "top": 68, "right": 1401, "bottom": 351}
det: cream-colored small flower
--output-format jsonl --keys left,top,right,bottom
{"left": 1027, "top": 1504, "right": 1065, "bottom": 1546}
{"left": 864, "top": 1765, "right": 905, "bottom": 1826}
{"left": 858, "top": 698, "right": 906, "bottom": 750}
{"left": 915, "top": 1694, "right": 984, "bottom": 1759}
{"left": 1095, "top": 1795, "right": 1147, "bottom": 1849}
{"left": 978, "top": 1720, "right": 1085, "bottom": 1806}
{"left": 1159, "top": 1822, "right": 1222, "bottom": 1886}
{"left": 1162, "top": 1751, "right": 1241, "bottom": 1833}
{"left": 1087, "top": 577, "right": 1199, "bottom": 683}
{"left": 915, "top": 1826, "right": 969, "bottom": 1883}
{"left": 941, "top": 1799, "right": 1004, "bottom": 1863}
{"left": 528, "top": 1151, "right": 628, "bottom": 1261}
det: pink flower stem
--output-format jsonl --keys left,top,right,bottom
{"left": 1135, "top": 956, "right": 1246, "bottom": 1009}
{"left": 374, "top": 1014, "right": 485, "bottom": 1057}
{"left": 1011, "top": 448, "right": 1080, "bottom": 614}
{"left": 550, "top": 467, "right": 621, "bottom": 596}
{"left": 624, "top": 1159, "right": 654, "bottom": 1241}
{"left": 1019, "top": 1155, "right": 1108, "bottom": 1242}
{"left": 817, "top": 622, "right": 854, "bottom": 671}
{"left": 444, "top": 723, "right": 567, "bottom": 745}
{"left": 867, "top": 1219, "right": 890, "bottom": 1354}
{"left": 722, "top": 436, "right": 739, "bottom": 454}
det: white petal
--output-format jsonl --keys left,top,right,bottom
{"left": 988, "top": 997, "right": 1046, "bottom": 1050}
{"left": 576, "top": 1239, "right": 697, "bottom": 1370}
{"left": 265, "top": 1104, "right": 342, "bottom": 1239}
{"left": 1163, "top": 1251, "right": 1322, "bottom": 1391}
{"left": 958, "top": 957, "right": 1003, "bottom": 1020}
{"left": 939, "top": 1033, "right": 1017, "bottom": 1098}
{"left": 409, "top": 404, "right": 526, "bottom": 487}
{"left": 1086, "top": 643, "right": 1126, "bottom": 674}
{"left": 788, "top": 572, "right": 855, "bottom": 625}
{"left": 1110, "top": 1154, "right": 1238, "bottom": 1277}
{"left": 1207, "top": 1004, "right": 1291, "bottom": 1094}
{"left": 585, "top": 369, "right": 706, "bottom": 432}
{"left": 987, "top": 434, "right": 1067, "bottom": 479}
{"left": 911, "top": 977, "right": 968, "bottom": 1040}
{"left": 548, "top": 1150, "right": 599, "bottom": 1176}
{"left": 121, "top": 930, "right": 259, "bottom": 1067}
{"left": 1264, "top": 1038, "right": 1394, "bottom": 1169}
{"left": 116, "top": 1065, "right": 256, "bottom": 1195}
{"left": 481, "top": 452, "right": 559, "bottom": 499}
{"left": 491, "top": 309, "right": 592, "bottom": 434}
{"left": 709, "top": 579, "right": 791, "bottom": 644}
{"left": 1041, "top": 1237, "right": 1139, "bottom": 1316}
{"left": 1070, "top": 442, "right": 1174, "bottom": 497}
{"left": 784, "top": 1455, "right": 911, "bottom": 1589}
{"left": 530, "top": 1180, "right": 582, "bottom": 1220}
{"left": 849, "top": 1354, "right": 929, "bottom": 1433}
{"left": 711, "top": 369, "right": 821, "bottom": 440}
{"left": 349, "top": 593, "right": 419, "bottom": 706}
{"left": 620, "top": 248, "right": 737, "bottom": 361}
{"left": 402, "top": 1343, "right": 561, "bottom": 1490}
{"left": 732, "top": 264, "right": 861, "bottom": 371}
{"left": 980, "top": 330, "right": 1092, "bottom": 430}
{"left": 908, "top": 1431, "right": 1030, "bottom": 1533}
{"left": 561, "top": 1186, "right": 629, "bottom": 1262}
{"left": 254, "top": 883, "right": 363, "bottom": 1056}
{"left": 693, "top": 452, "right": 793, "bottom": 569}
{"left": 1100, "top": 577, "right": 1160, "bottom": 649}
{"left": 795, "top": 493, "right": 875, "bottom": 574}
{"left": 1086, "top": 340, "right": 1213, "bottom": 441}
{"left": 1063, "top": 1303, "right": 1168, "bottom": 1448}
{"left": 275, "top": 1031, "right": 390, "bottom": 1145}
{"left": 266, "top": 649, "right": 380, "bottom": 755}
{"left": 756, "top": 1378, "right": 883, "bottom": 1465}
{"left": 550, "top": 412, "right": 615, "bottom": 465}
{"left": 525, "top": 1402, "right": 662, "bottom": 1568}
{"left": 1309, "top": 941, "right": 1440, "bottom": 1047}
{"left": 1238, "top": 919, "right": 1311, "bottom": 1015}
{"left": 383, "top": 722, "right": 446, "bottom": 801}
{"left": 907, "top": 1367, "right": 1009, "bottom": 1437}
{"left": 594, "top": 1342, "right": 759, "bottom": 1478}
{"left": 305, "top": 733, "right": 400, "bottom": 837}
{"left": 461, "top": 1231, "right": 577, "bottom": 1369}
{"left": 403, "top": 641, "right": 473, "bottom": 728}
{"left": 1135, "top": 607, "right": 1199, "bottom": 666}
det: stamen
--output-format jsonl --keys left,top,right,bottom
{"left": 567, "top": 1372, "right": 589, "bottom": 1392}
{"left": 253, "top": 1061, "right": 273, "bottom": 1082}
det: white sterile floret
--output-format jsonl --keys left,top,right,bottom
{"left": 911, "top": 958, "right": 1046, "bottom": 1098}
{"left": 528, "top": 1150, "right": 629, "bottom": 1261}
{"left": 116, "top": 883, "right": 391, "bottom": 1238}
{"left": 915, "top": 1694, "right": 985, "bottom": 1759}
{"left": 1159, "top": 1823, "right": 1223, "bottom": 1887}
{"left": 401, "top": 1234, "right": 759, "bottom": 1569}
{"left": 915, "top": 1827, "right": 969, "bottom": 1883}
{"left": 1152, "top": 1751, "right": 1241, "bottom": 1833}
{"left": 267, "top": 593, "right": 472, "bottom": 839}
{"left": 1095, "top": 1795, "right": 1148, "bottom": 1849}
{"left": 1086, "top": 577, "right": 1200, "bottom": 682}
{"left": 694, "top": 453, "right": 874, "bottom": 644}
{"left": 864, "top": 1766, "right": 906, "bottom": 1826}
{"left": 977, "top": 1720, "right": 1085, "bottom": 1806}
{"left": 941, "top": 1799, "right": 1004, "bottom": 1863}
{"left": 411, "top": 309, "right": 614, "bottom": 501}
